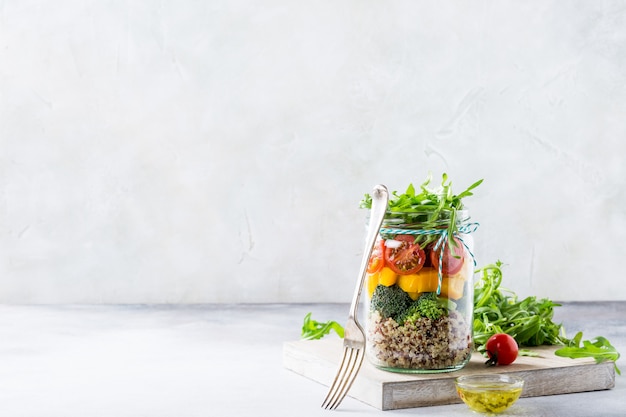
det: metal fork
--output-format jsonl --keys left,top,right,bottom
{"left": 321, "top": 184, "right": 388, "bottom": 410}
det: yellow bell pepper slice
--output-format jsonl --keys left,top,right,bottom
{"left": 407, "top": 291, "right": 420, "bottom": 300}
{"left": 441, "top": 276, "right": 465, "bottom": 300}
{"left": 367, "top": 273, "right": 379, "bottom": 298}
{"left": 397, "top": 267, "right": 439, "bottom": 294}
{"left": 378, "top": 267, "right": 397, "bottom": 287}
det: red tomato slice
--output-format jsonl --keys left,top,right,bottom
{"left": 383, "top": 235, "right": 425, "bottom": 275}
{"left": 367, "top": 240, "right": 385, "bottom": 274}
{"left": 430, "top": 236, "right": 465, "bottom": 275}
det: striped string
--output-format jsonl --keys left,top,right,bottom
{"left": 378, "top": 223, "right": 479, "bottom": 295}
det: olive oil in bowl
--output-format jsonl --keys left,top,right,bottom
{"left": 455, "top": 374, "right": 524, "bottom": 414}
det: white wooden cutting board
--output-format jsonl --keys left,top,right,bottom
{"left": 282, "top": 338, "right": 615, "bottom": 410}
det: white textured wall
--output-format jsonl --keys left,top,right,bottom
{"left": 1, "top": 1, "right": 625, "bottom": 303}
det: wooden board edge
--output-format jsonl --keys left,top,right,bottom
{"left": 379, "top": 361, "right": 615, "bottom": 410}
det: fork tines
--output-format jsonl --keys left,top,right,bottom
{"left": 321, "top": 347, "right": 365, "bottom": 410}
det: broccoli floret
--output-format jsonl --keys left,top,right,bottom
{"left": 417, "top": 293, "right": 446, "bottom": 320}
{"left": 370, "top": 284, "right": 412, "bottom": 321}
{"left": 398, "top": 292, "right": 447, "bottom": 324}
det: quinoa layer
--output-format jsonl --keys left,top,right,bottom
{"left": 367, "top": 310, "right": 472, "bottom": 370}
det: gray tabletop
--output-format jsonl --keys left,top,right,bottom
{"left": 0, "top": 302, "right": 624, "bottom": 416}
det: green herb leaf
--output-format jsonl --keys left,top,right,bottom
{"left": 405, "top": 183, "right": 415, "bottom": 197}
{"left": 518, "top": 349, "right": 540, "bottom": 357}
{"left": 301, "top": 313, "right": 345, "bottom": 340}
{"left": 555, "top": 332, "right": 621, "bottom": 375}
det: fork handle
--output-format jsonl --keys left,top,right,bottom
{"left": 348, "top": 185, "right": 389, "bottom": 319}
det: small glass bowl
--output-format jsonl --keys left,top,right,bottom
{"left": 455, "top": 374, "right": 524, "bottom": 414}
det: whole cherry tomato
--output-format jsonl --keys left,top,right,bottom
{"left": 485, "top": 333, "right": 519, "bottom": 366}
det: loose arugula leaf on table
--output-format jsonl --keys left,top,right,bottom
{"left": 301, "top": 313, "right": 344, "bottom": 340}
{"left": 555, "top": 332, "right": 621, "bottom": 375}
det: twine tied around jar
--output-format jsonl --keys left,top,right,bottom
{"left": 378, "top": 222, "right": 479, "bottom": 295}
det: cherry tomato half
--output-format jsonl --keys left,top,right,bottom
{"left": 430, "top": 236, "right": 465, "bottom": 275}
{"left": 485, "top": 333, "right": 519, "bottom": 366}
{"left": 383, "top": 235, "right": 426, "bottom": 275}
{"left": 367, "top": 240, "right": 385, "bottom": 274}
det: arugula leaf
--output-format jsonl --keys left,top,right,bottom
{"left": 301, "top": 313, "right": 344, "bottom": 340}
{"left": 518, "top": 349, "right": 540, "bottom": 357}
{"left": 454, "top": 179, "right": 484, "bottom": 201}
{"left": 555, "top": 332, "right": 621, "bottom": 375}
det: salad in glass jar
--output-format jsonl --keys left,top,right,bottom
{"left": 360, "top": 173, "right": 482, "bottom": 373}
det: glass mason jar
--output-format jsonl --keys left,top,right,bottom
{"left": 363, "top": 209, "right": 477, "bottom": 373}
